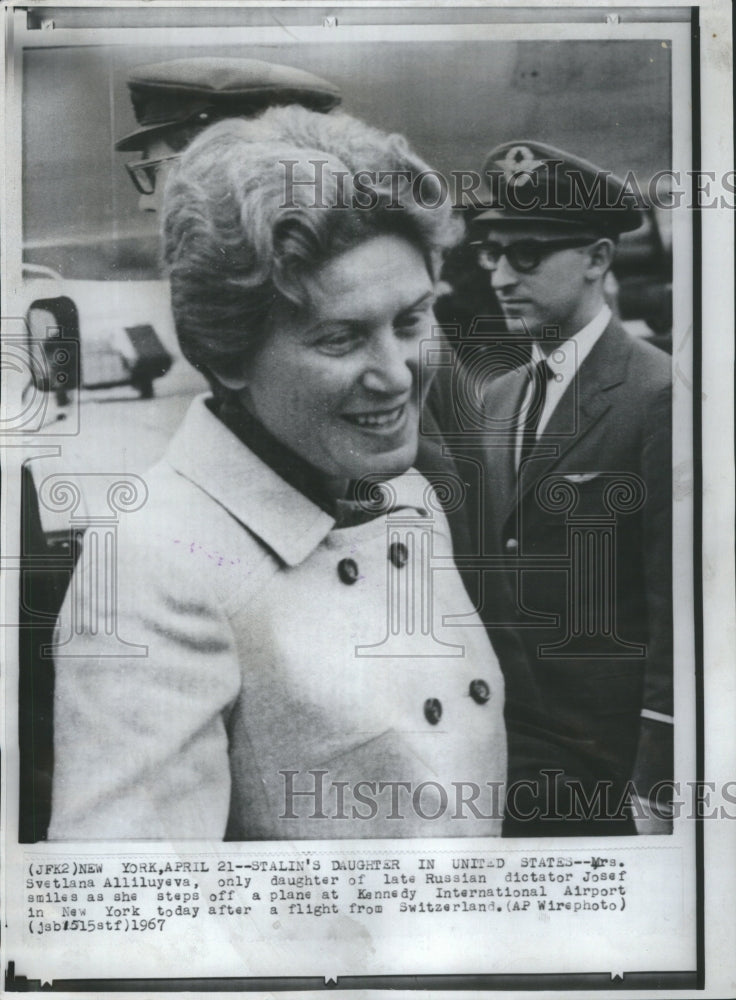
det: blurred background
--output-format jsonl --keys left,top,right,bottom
{"left": 23, "top": 38, "right": 672, "bottom": 281}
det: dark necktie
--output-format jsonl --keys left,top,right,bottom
{"left": 519, "top": 358, "right": 553, "bottom": 467}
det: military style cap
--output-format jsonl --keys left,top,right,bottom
{"left": 116, "top": 57, "right": 342, "bottom": 151}
{"left": 472, "top": 140, "right": 645, "bottom": 236}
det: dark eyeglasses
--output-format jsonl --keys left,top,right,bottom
{"left": 469, "top": 237, "right": 596, "bottom": 274}
{"left": 124, "top": 153, "right": 181, "bottom": 195}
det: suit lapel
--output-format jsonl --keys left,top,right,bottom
{"left": 509, "top": 320, "right": 634, "bottom": 517}
{"left": 483, "top": 366, "right": 530, "bottom": 536}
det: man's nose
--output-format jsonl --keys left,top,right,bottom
{"left": 490, "top": 252, "right": 520, "bottom": 290}
{"left": 138, "top": 164, "right": 171, "bottom": 214}
{"left": 361, "top": 331, "right": 416, "bottom": 395}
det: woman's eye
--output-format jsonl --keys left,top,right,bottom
{"left": 315, "top": 329, "right": 362, "bottom": 355}
{"left": 395, "top": 309, "right": 430, "bottom": 336}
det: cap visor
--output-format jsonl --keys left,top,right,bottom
{"left": 472, "top": 208, "right": 596, "bottom": 226}
{"left": 116, "top": 121, "right": 181, "bottom": 151}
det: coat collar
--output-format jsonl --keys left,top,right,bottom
{"left": 164, "top": 396, "right": 432, "bottom": 567}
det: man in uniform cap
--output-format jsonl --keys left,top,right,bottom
{"left": 469, "top": 141, "right": 672, "bottom": 835}
{"left": 116, "top": 57, "right": 341, "bottom": 211}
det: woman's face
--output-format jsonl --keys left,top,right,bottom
{"left": 236, "top": 234, "right": 436, "bottom": 491}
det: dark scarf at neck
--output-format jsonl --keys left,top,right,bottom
{"left": 211, "top": 394, "right": 398, "bottom": 528}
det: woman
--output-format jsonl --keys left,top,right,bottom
{"left": 49, "top": 108, "right": 506, "bottom": 840}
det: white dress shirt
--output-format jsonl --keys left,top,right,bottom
{"left": 515, "top": 304, "right": 612, "bottom": 468}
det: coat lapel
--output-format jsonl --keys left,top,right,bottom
{"left": 164, "top": 396, "right": 337, "bottom": 566}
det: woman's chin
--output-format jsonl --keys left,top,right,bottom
{"left": 345, "top": 439, "right": 419, "bottom": 482}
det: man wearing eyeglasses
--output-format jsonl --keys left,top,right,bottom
{"left": 116, "top": 57, "right": 342, "bottom": 212}
{"left": 470, "top": 142, "right": 673, "bottom": 836}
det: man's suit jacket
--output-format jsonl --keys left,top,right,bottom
{"left": 481, "top": 319, "right": 672, "bottom": 799}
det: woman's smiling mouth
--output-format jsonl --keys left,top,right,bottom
{"left": 343, "top": 403, "right": 407, "bottom": 430}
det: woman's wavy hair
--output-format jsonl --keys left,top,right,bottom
{"left": 162, "top": 106, "right": 462, "bottom": 386}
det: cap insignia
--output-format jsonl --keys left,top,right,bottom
{"left": 495, "top": 145, "right": 545, "bottom": 187}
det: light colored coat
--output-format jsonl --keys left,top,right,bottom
{"left": 49, "top": 397, "right": 506, "bottom": 840}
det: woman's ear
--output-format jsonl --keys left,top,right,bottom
{"left": 209, "top": 360, "right": 248, "bottom": 391}
{"left": 213, "top": 371, "right": 248, "bottom": 391}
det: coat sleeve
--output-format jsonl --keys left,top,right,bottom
{"left": 48, "top": 525, "right": 242, "bottom": 840}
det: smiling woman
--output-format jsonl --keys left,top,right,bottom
{"left": 48, "top": 107, "right": 508, "bottom": 841}
{"left": 232, "top": 234, "right": 434, "bottom": 494}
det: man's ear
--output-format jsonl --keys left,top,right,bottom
{"left": 584, "top": 238, "right": 615, "bottom": 279}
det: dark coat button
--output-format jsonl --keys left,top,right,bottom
{"left": 388, "top": 541, "right": 409, "bottom": 568}
{"left": 424, "top": 697, "right": 442, "bottom": 725}
{"left": 337, "top": 558, "right": 359, "bottom": 585}
{"left": 469, "top": 679, "right": 491, "bottom": 704}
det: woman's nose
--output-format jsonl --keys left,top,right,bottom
{"left": 361, "top": 332, "right": 416, "bottom": 395}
